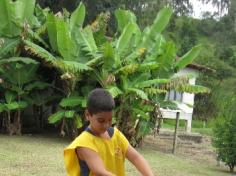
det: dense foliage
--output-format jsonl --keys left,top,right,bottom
{"left": 212, "top": 93, "right": 236, "bottom": 172}
{"left": 0, "top": 0, "right": 207, "bottom": 147}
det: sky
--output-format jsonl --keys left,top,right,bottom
{"left": 190, "top": 0, "right": 219, "bottom": 18}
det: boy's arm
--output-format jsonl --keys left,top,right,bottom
{"left": 126, "top": 145, "right": 154, "bottom": 176}
{"left": 76, "top": 147, "right": 115, "bottom": 176}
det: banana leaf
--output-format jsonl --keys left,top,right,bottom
{"left": 70, "top": 2, "right": 85, "bottom": 37}
{"left": 175, "top": 45, "right": 202, "bottom": 71}
{"left": 59, "top": 96, "right": 82, "bottom": 107}
{"left": 48, "top": 111, "right": 65, "bottom": 123}
{"left": 64, "top": 110, "right": 75, "bottom": 118}
{"left": 115, "top": 9, "right": 137, "bottom": 33}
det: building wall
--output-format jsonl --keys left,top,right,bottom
{"left": 162, "top": 68, "right": 199, "bottom": 132}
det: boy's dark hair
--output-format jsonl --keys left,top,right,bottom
{"left": 87, "top": 88, "right": 115, "bottom": 114}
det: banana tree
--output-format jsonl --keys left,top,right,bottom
{"left": 22, "top": 2, "right": 103, "bottom": 136}
{"left": 48, "top": 94, "right": 85, "bottom": 138}
{"left": 88, "top": 8, "right": 173, "bottom": 144}
{"left": 0, "top": 57, "right": 51, "bottom": 134}
{"left": 0, "top": 0, "right": 42, "bottom": 57}
{"left": 0, "top": 1, "right": 209, "bottom": 142}
{"left": 0, "top": 91, "right": 27, "bottom": 135}
{"left": 90, "top": 7, "right": 209, "bottom": 145}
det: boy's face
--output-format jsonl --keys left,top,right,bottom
{"left": 85, "top": 110, "right": 113, "bottom": 135}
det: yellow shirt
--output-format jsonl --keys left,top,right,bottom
{"left": 64, "top": 127, "right": 129, "bottom": 176}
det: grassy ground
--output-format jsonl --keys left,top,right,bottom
{"left": 0, "top": 134, "right": 232, "bottom": 176}
{"left": 162, "top": 119, "right": 213, "bottom": 136}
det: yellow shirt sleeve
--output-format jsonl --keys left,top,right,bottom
{"left": 116, "top": 128, "right": 129, "bottom": 155}
{"left": 64, "top": 132, "right": 98, "bottom": 176}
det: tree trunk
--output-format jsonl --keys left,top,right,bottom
{"left": 15, "top": 109, "right": 22, "bottom": 135}
{"left": 6, "top": 111, "right": 12, "bottom": 135}
{"left": 229, "top": 164, "right": 234, "bottom": 173}
{"left": 60, "top": 118, "right": 66, "bottom": 137}
{"left": 116, "top": 97, "right": 136, "bottom": 145}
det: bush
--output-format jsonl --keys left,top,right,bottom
{"left": 212, "top": 102, "right": 236, "bottom": 172}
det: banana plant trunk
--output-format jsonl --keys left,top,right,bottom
{"left": 117, "top": 96, "right": 136, "bottom": 146}
{"left": 6, "top": 110, "right": 11, "bottom": 135}
{"left": 15, "top": 109, "right": 22, "bottom": 135}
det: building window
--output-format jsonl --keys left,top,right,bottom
{"left": 167, "top": 90, "right": 183, "bottom": 102}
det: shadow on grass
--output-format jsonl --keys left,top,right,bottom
{"left": 208, "top": 165, "right": 235, "bottom": 175}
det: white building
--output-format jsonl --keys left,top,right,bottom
{"left": 161, "top": 63, "right": 214, "bottom": 132}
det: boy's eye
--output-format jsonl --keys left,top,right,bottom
{"left": 97, "top": 119, "right": 105, "bottom": 123}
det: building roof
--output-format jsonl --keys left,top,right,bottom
{"left": 186, "top": 63, "right": 216, "bottom": 73}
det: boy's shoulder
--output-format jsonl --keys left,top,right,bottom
{"left": 65, "top": 131, "right": 94, "bottom": 150}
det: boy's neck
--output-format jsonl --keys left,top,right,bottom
{"left": 88, "top": 126, "right": 111, "bottom": 139}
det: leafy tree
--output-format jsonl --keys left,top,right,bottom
{"left": 0, "top": 0, "right": 53, "bottom": 135}
{"left": 212, "top": 93, "right": 236, "bottom": 172}
{"left": 0, "top": 1, "right": 209, "bottom": 143}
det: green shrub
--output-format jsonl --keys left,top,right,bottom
{"left": 212, "top": 102, "right": 236, "bottom": 172}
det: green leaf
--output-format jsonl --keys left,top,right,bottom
{"left": 133, "top": 108, "right": 149, "bottom": 120}
{"left": 137, "top": 120, "right": 153, "bottom": 137}
{"left": 137, "top": 79, "right": 170, "bottom": 88}
{"left": 48, "top": 111, "right": 65, "bottom": 124}
{"left": 24, "top": 40, "right": 56, "bottom": 63}
{"left": 0, "top": 0, "right": 36, "bottom": 37}
{"left": 145, "top": 88, "right": 167, "bottom": 95}
{"left": 74, "top": 26, "right": 97, "bottom": 57}
{"left": 1, "top": 61, "right": 38, "bottom": 87}
{"left": 154, "top": 41, "right": 175, "bottom": 74}
{"left": 115, "top": 9, "right": 136, "bottom": 33}
{"left": 65, "top": 110, "right": 75, "bottom": 118}
{"left": 0, "top": 57, "right": 39, "bottom": 65}
{"left": 86, "top": 56, "right": 102, "bottom": 67}
{"left": 75, "top": 116, "right": 82, "bottom": 128}
{"left": 27, "top": 27, "right": 49, "bottom": 49}
{"left": 127, "top": 88, "right": 148, "bottom": 100}
{"left": 106, "top": 86, "right": 123, "bottom": 98}
{"left": 59, "top": 96, "right": 82, "bottom": 107}
{"left": 139, "top": 62, "right": 159, "bottom": 71}
{"left": 150, "top": 8, "right": 172, "bottom": 37}
{"left": 24, "top": 40, "right": 78, "bottom": 73}
{"left": 116, "top": 23, "right": 136, "bottom": 56}
{"left": 5, "top": 101, "right": 27, "bottom": 110}
{"left": 24, "top": 81, "right": 51, "bottom": 91}
{"left": 5, "top": 91, "right": 16, "bottom": 104}
{"left": 5, "top": 102, "right": 19, "bottom": 110}
{"left": 61, "top": 61, "right": 92, "bottom": 72}
{"left": 114, "top": 64, "right": 139, "bottom": 75}
{"left": 82, "top": 99, "right": 87, "bottom": 108}
{"left": 0, "top": 38, "right": 20, "bottom": 58}
{"left": 70, "top": 2, "right": 85, "bottom": 36}
{"left": 142, "top": 8, "right": 172, "bottom": 48}
{"left": 17, "top": 101, "right": 28, "bottom": 109}
{"left": 46, "top": 13, "right": 58, "bottom": 52}
{"left": 0, "top": 0, "right": 18, "bottom": 36}
{"left": 176, "top": 84, "right": 210, "bottom": 94}
{"left": 56, "top": 18, "right": 76, "bottom": 60}
{"left": 175, "top": 45, "right": 202, "bottom": 71}
{"left": 101, "top": 42, "right": 115, "bottom": 69}
{"left": 83, "top": 26, "right": 98, "bottom": 54}
{"left": 14, "top": 0, "right": 36, "bottom": 25}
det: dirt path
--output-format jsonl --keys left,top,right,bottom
{"left": 143, "top": 129, "right": 221, "bottom": 166}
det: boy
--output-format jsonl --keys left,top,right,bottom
{"left": 64, "top": 88, "right": 154, "bottom": 176}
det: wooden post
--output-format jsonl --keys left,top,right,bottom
{"left": 172, "top": 111, "right": 180, "bottom": 154}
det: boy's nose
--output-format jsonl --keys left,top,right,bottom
{"left": 103, "top": 122, "right": 111, "bottom": 129}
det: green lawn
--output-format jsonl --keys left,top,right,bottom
{"left": 0, "top": 134, "right": 232, "bottom": 176}
{"left": 162, "top": 119, "right": 213, "bottom": 136}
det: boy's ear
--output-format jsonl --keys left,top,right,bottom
{"left": 84, "top": 109, "right": 90, "bottom": 121}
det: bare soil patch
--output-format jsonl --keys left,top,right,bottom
{"left": 143, "top": 129, "right": 223, "bottom": 166}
